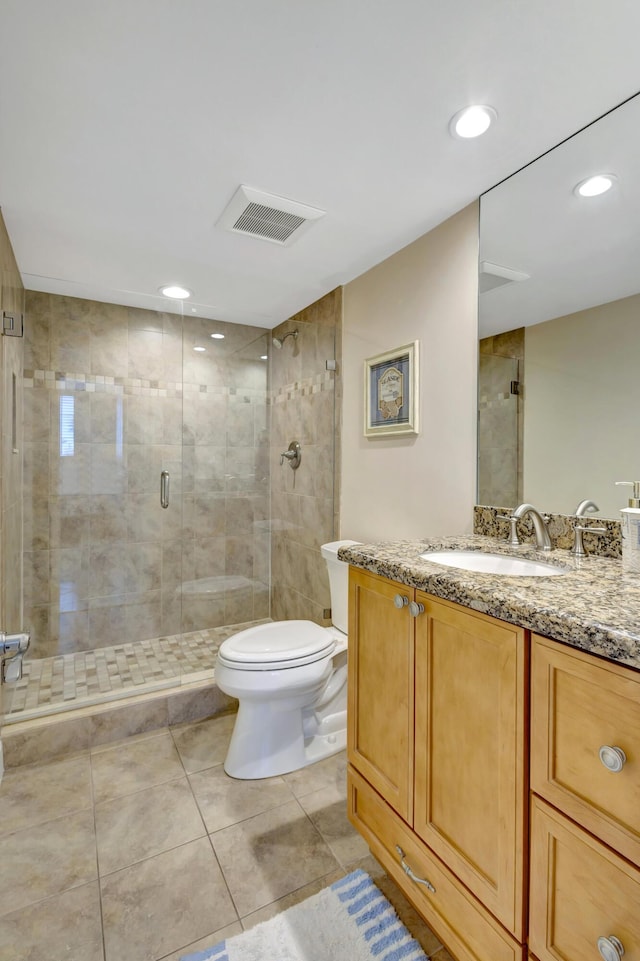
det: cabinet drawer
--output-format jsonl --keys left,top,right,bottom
{"left": 529, "top": 796, "right": 640, "bottom": 961}
{"left": 531, "top": 634, "right": 640, "bottom": 865}
{"left": 348, "top": 765, "right": 525, "bottom": 961}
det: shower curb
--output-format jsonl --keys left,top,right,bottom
{"left": 1, "top": 677, "right": 237, "bottom": 769}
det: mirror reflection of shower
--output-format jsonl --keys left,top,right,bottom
{"left": 272, "top": 329, "right": 298, "bottom": 349}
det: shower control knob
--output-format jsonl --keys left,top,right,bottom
{"left": 280, "top": 441, "right": 301, "bottom": 470}
{"left": 409, "top": 601, "right": 424, "bottom": 618}
{"left": 393, "top": 594, "right": 409, "bottom": 609}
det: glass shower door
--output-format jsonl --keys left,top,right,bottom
{"left": 477, "top": 353, "right": 521, "bottom": 507}
{"left": 13, "top": 292, "right": 187, "bottom": 721}
{"left": 179, "top": 316, "right": 270, "bottom": 665}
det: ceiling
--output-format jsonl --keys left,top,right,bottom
{"left": 2, "top": 0, "right": 640, "bottom": 329}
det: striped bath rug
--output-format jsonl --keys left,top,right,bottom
{"left": 181, "top": 869, "right": 428, "bottom": 961}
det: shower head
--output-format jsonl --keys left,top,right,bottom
{"left": 272, "top": 329, "right": 298, "bottom": 349}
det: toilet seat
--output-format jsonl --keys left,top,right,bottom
{"left": 218, "top": 620, "right": 335, "bottom": 671}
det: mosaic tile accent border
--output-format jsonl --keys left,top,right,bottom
{"left": 23, "top": 369, "right": 267, "bottom": 400}
{"left": 271, "top": 369, "right": 335, "bottom": 403}
{"left": 6, "top": 619, "right": 269, "bottom": 723}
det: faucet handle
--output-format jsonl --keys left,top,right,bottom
{"left": 572, "top": 524, "right": 607, "bottom": 557}
{"left": 497, "top": 514, "right": 521, "bottom": 547}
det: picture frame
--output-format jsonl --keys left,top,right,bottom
{"left": 364, "top": 341, "right": 419, "bottom": 437}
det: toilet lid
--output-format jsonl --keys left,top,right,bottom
{"left": 218, "top": 620, "right": 335, "bottom": 670}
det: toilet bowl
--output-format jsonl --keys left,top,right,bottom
{"left": 215, "top": 539, "right": 359, "bottom": 779}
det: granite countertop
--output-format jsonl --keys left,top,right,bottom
{"left": 338, "top": 534, "right": 640, "bottom": 671}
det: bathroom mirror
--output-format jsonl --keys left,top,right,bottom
{"left": 478, "top": 91, "right": 640, "bottom": 518}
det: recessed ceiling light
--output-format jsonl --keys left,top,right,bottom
{"left": 449, "top": 105, "right": 497, "bottom": 139}
{"left": 159, "top": 284, "right": 192, "bottom": 299}
{"left": 193, "top": 346, "right": 206, "bottom": 352}
{"left": 574, "top": 173, "right": 617, "bottom": 197}
{"left": 260, "top": 354, "right": 268, "bottom": 360}
{"left": 211, "top": 333, "right": 225, "bottom": 340}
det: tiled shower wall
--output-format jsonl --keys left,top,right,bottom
{"left": 23, "top": 292, "right": 269, "bottom": 660}
{"left": 270, "top": 289, "right": 341, "bottom": 624}
{"left": 478, "top": 327, "right": 524, "bottom": 508}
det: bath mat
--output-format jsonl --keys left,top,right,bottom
{"left": 180, "top": 868, "right": 429, "bottom": 961}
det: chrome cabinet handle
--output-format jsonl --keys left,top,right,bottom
{"left": 395, "top": 845, "right": 435, "bottom": 893}
{"left": 160, "top": 470, "right": 170, "bottom": 509}
{"left": 394, "top": 594, "right": 409, "bottom": 609}
{"left": 599, "top": 745, "right": 626, "bottom": 773}
{"left": 597, "top": 936, "right": 625, "bottom": 961}
{"left": 409, "top": 601, "right": 424, "bottom": 618}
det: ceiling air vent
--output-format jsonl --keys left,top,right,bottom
{"left": 479, "top": 261, "right": 530, "bottom": 294}
{"left": 217, "top": 185, "right": 326, "bottom": 246}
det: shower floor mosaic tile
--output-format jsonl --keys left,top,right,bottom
{"left": 5, "top": 620, "right": 269, "bottom": 723}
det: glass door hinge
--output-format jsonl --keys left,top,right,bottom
{"left": 2, "top": 312, "right": 24, "bottom": 337}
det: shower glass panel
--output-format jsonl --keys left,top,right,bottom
{"left": 179, "top": 318, "right": 270, "bottom": 654}
{"left": 14, "top": 293, "right": 187, "bottom": 719}
{"left": 477, "top": 353, "right": 521, "bottom": 507}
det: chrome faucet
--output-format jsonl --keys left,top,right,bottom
{"left": 574, "top": 499, "right": 599, "bottom": 517}
{"left": 512, "top": 503, "right": 552, "bottom": 551}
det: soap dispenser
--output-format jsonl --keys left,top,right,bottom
{"left": 615, "top": 481, "right": 640, "bottom": 571}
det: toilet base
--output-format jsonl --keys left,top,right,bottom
{"left": 302, "top": 711, "right": 347, "bottom": 767}
{"left": 223, "top": 701, "right": 347, "bottom": 780}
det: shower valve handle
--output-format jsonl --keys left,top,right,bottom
{"left": 280, "top": 441, "right": 302, "bottom": 470}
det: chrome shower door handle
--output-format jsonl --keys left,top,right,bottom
{"left": 160, "top": 470, "right": 170, "bottom": 509}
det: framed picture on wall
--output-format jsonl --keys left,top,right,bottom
{"left": 364, "top": 341, "right": 419, "bottom": 437}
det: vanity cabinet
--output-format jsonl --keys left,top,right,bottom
{"left": 347, "top": 567, "right": 528, "bottom": 961}
{"left": 347, "top": 568, "right": 415, "bottom": 822}
{"left": 529, "top": 634, "right": 640, "bottom": 961}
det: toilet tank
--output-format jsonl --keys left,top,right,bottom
{"left": 320, "top": 540, "right": 360, "bottom": 635}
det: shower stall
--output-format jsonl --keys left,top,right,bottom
{"left": 2, "top": 288, "right": 340, "bottom": 729}
{"left": 477, "top": 330, "right": 524, "bottom": 508}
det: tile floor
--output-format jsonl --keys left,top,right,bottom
{"left": 0, "top": 713, "right": 452, "bottom": 961}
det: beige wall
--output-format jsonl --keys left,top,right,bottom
{"left": 340, "top": 204, "right": 479, "bottom": 542}
{"left": 524, "top": 293, "right": 640, "bottom": 517}
{"left": 270, "top": 289, "right": 341, "bottom": 625}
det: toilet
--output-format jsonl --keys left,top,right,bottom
{"left": 215, "top": 539, "right": 359, "bottom": 779}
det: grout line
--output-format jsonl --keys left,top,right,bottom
{"left": 89, "top": 750, "right": 108, "bottom": 960}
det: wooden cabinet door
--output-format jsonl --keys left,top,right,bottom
{"left": 348, "top": 765, "right": 526, "bottom": 961}
{"left": 531, "top": 633, "right": 640, "bottom": 867}
{"left": 413, "top": 594, "right": 527, "bottom": 939}
{"left": 347, "top": 567, "right": 414, "bottom": 823}
{"left": 530, "top": 796, "right": 640, "bottom": 961}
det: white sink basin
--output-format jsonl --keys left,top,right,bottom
{"left": 420, "top": 550, "right": 566, "bottom": 577}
